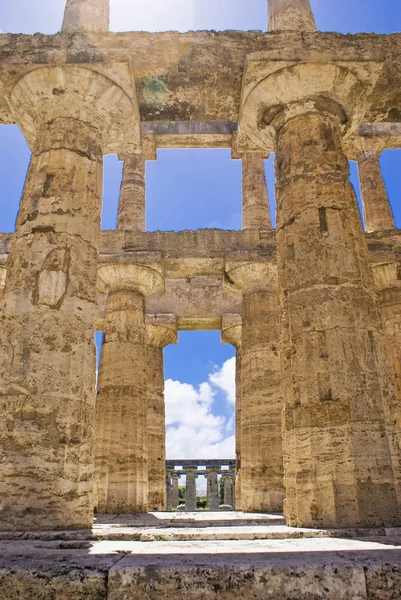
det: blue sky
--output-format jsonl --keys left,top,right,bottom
{"left": 0, "top": 1, "right": 400, "bottom": 462}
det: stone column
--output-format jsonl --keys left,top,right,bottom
{"left": 225, "top": 264, "right": 285, "bottom": 513}
{"left": 166, "top": 468, "right": 173, "bottom": 511}
{"left": 206, "top": 467, "right": 220, "bottom": 511}
{"left": 350, "top": 138, "right": 395, "bottom": 232}
{"left": 146, "top": 315, "right": 178, "bottom": 511}
{"left": 62, "top": 0, "right": 110, "bottom": 33}
{"left": 268, "top": 0, "right": 317, "bottom": 32}
{"left": 171, "top": 473, "right": 180, "bottom": 510}
{"left": 95, "top": 263, "right": 164, "bottom": 513}
{"left": 223, "top": 473, "right": 234, "bottom": 508}
{"left": 0, "top": 65, "right": 134, "bottom": 531}
{"left": 117, "top": 154, "right": 146, "bottom": 232}
{"left": 221, "top": 315, "right": 242, "bottom": 509}
{"left": 273, "top": 108, "right": 400, "bottom": 528}
{"left": 242, "top": 153, "right": 272, "bottom": 230}
{"left": 185, "top": 467, "right": 198, "bottom": 511}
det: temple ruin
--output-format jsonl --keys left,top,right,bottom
{"left": 1, "top": 0, "right": 401, "bottom": 596}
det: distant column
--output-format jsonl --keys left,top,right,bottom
{"left": 268, "top": 0, "right": 317, "bottom": 32}
{"left": 223, "top": 473, "right": 235, "bottom": 508}
{"left": 185, "top": 467, "right": 198, "bottom": 511}
{"left": 166, "top": 469, "right": 173, "bottom": 511}
{"left": 352, "top": 138, "right": 395, "bottom": 232}
{"left": 62, "top": 0, "right": 110, "bottom": 32}
{"left": 242, "top": 153, "right": 272, "bottom": 230}
{"left": 206, "top": 467, "right": 220, "bottom": 511}
{"left": 171, "top": 473, "right": 180, "bottom": 510}
{"left": 117, "top": 154, "right": 146, "bottom": 232}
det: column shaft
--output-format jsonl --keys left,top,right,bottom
{"left": 166, "top": 470, "right": 172, "bottom": 511}
{"left": 268, "top": 0, "right": 317, "bottom": 31}
{"left": 241, "top": 289, "right": 285, "bottom": 512}
{"left": 206, "top": 469, "right": 220, "bottom": 511}
{"left": 235, "top": 347, "right": 242, "bottom": 509}
{"left": 185, "top": 469, "right": 198, "bottom": 511}
{"left": 95, "top": 290, "right": 148, "bottom": 513}
{"left": 147, "top": 342, "right": 166, "bottom": 511}
{"left": 62, "top": 0, "right": 110, "bottom": 32}
{"left": 358, "top": 153, "right": 395, "bottom": 232}
{"left": 223, "top": 475, "right": 234, "bottom": 507}
{"left": 171, "top": 474, "right": 180, "bottom": 509}
{"left": 117, "top": 154, "right": 146, "bottom": 232}
{"left": 0, "top": 118, "right": 102, "bottom": 530}
{"left": 242, "top": 153, "right": 272, "bottom": 230}
{"left": 276, "top": 112, "right": 400, "bottom": 528}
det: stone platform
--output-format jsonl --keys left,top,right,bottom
{"left": 1, "top": 512, "right": 401, "bottom": 599}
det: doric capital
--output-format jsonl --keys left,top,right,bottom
{"left": 225, "top": 261, "right": 278, "bottom": 294}
{"left": 237, "top": 58, "right": 381, "bottom": 154}
{"left": 0, "top": 266, "right": 6, "bottom": 292}
{"left": 98, "top": 263, "right": 164, "bottom": 297}
{"left": 10, "top": 66, "right": 141, "bottom": 155}
{"left": 145, "top": 314, "right": 178, "bottom": 348}
{"left": 345, "top": 135, "right": 388, "bottom": 161}
{"left": 221, "top": 314, "right": 242, "bottom": 348}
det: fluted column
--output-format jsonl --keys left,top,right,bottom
{"left": 185, "top": 467, "right": 198, "bottom": 511}
{"left": 146, "top": 315, "right": 178, "bottom": 511}
{"left": 268, "top": 0, "right": 317, "bottom": 31}
{"left": 350, "top": 138, "right": 395, "bottom": 232}
{"left": 95, "top": 264, "right": 164, "bottom": 513}
{"left": 225, "top": 264, "right": 285, "bottom": 513}
{"left": 171, "top": 473, "right": 180, "bottom": 510}
{"left": 223, "top": 473, "right": 235, "bottom": 508}
{"left": 221, "top": 315, "right": 242, "bottom": 509}
{"left": 242, "top": 153, "right": 272, "bottom": 230}
{"left": 206, "top": 467, "right": 220, "bottom": 511}
{"left": 274, "top": 108, "right": 400, "bottom": 527}
{"left": 62, "top": 0, "right": 110, "bottom": 33}
{"left": 117, "top": 154, "right": 146, "bottom": 232}
{"left": 165, "top": 468, "right": 173, "bottom": 511}
{"left": 0, "top": 65, "right": 134, "bottom": 531}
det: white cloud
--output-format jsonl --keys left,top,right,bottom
{"left": 165, "top": 358, "right": 235, "bottom": 459}
{"left": 209, "top": 356, "right": 236, "bottom": 404}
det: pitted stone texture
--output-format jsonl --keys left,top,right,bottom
{"left": 242, "top": 153, "right": 272, "bottom": 230}
{"left": 276, "top": 111, "right": 400, "bottom": 528}
{"left": 0, "top": 114, "right": 103, "bottom": 530}
{"left": 206, "top": 468, "right": 220, "bottom": 511}
{"left": 268, "top": 0, "right": 317, "bottom": 32}
{"left": 146, "top": 315, "right": 177, "bottom": 511}
{"left": 62, "top": 0, "right": 110, "bottom": 33}
{"left": 117, "top": 154, "right": 146, "bottom": 232}
{"left": 95, "top": 290, "right": 148, "bottom": 514}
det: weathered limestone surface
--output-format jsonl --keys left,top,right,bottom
{"left": 226, "top": 263, "right": 285, "bottom": 513}
{"left": 268, "top": 0, "right": 317, "bottom": 32}
{"left": 0, "top": 63, "right": 138, "bottom": 531}
{"left": 223, "top": 473, "right": 235, "bottom": 507}
{"left": 185, "top": 468, "right": 198, "bottom": 512}
{"left": 117, "top": 154, "right": 146, "bottom": 232}
{"left": 95, "top": 263, "right": 164, "bottom": 514}
{"left": 241, "top": 153, "right": 272, "bottom": 230}
{"left": 275, "top": 110, "right": 400, "bottom": 527}
{"left": 171, "top": 473, "right": 180, "bottom": 510}
{"left": 206, "top": 468, "right": 220, "bottom": 511}
{"left": 146, "top": 315, "right": 177, "bottom": 511}
{"left": 222, "top": 315, "right": 242, "bottom": 509}
{"left": 62, "top": 0, "right": 110, "bottom": 33}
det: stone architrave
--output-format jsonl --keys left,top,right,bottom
{"left": 347, "top": 137, "right": 395, "bottom": 232}
{"left": 0, "top": 65, "right": 138, "bottom": 531}
{"left": 242, "top": 153, "right": 272, "bottom": 230}
{"left": 206, "top": 467, "right": 220, "bottom": 511}
{"left": 221, "top": 315, "right": 242, "bottom": 510}
{"left": 62, "top": 0, "right": 110, "bottom": 33}
{"left": 185, "top": 467, "right": 198, "bottom": 511}
{"left": 171, "top": 473, "right": 180, "bottom": 510}
{"left": 117, "top": 154, "right": 146, "bottom": 232}
{"left": 94, "top": 263, "right": 164, "bottom": 514}
{"left": 268, "top": 0, "right": 317, "bottom": 32}
{"left": 238, "top": 59, "right": 401, "bottom": 527}
{"left": 225, "top": 264, "right": 285, "bottom": 513}
{"left": 146, "top": 315, "right": 178, "bottom": 511}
